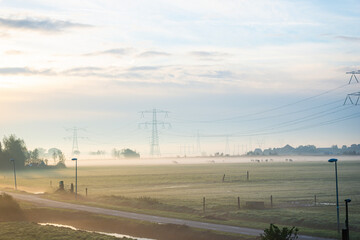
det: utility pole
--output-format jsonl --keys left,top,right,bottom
{"left": 196, "top": 130, "right": 201, "bottom": 155}
{"left": 225, "top": 136, "right": 230, "bottom": 155}
{"left": 139, "top": 109, "right": 170, "bottom": 156}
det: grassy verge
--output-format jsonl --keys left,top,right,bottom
{"left": 22, "top": 205, "right": 255, "bottom": 240}
{"left": 0, "top": 222, "right": 125, "bottom": 240}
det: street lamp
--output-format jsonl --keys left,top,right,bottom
{"left": 328, "top": 158, "right": 339, "bottom": 233}
{"left": 9, "top": 158, "right": 17, "bottom": 190}
{"left": 344, "top": 198, "right": 351, "bottom": 240}
{"left": 71, "top": 158, "right": 77, "bottom": 199}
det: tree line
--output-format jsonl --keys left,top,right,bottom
{"left": 0, "top": 135, "right": 66, "bottom": 171}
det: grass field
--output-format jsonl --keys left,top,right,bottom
{"left": 1, "top": 159, "right": 359, "bottom": 239}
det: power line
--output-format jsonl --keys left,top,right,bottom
{"left": 170, "top": 83, "right": 350, "bottom": 124}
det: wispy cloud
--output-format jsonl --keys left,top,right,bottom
{"left": 198, "top": 70, "right": 233, "bottom": 79}
{"left": 138, "top": 51, "right": 171, "bottom": 57}
{"left": 0, "top": 67, "right": 54, "bottom": 75}
{"left": 127, "top": 66, "right": 161, "bottom": 71}
{"left": 0, "top": 17, "right": 91, "bottom": 32}
{"left": 189, "top": 51, "right": 229, "bottom": 57}
{"left": 84, "top": 48, "right": 132, "bottom": 57}
{"left": 4, "top": 50, "right": 24, "bottom": 55}
{"left": 335, "top": 35, "right": 360, "bottom": 42}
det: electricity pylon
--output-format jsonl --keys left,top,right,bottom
{"left": 139, "top": 109, "right": 171, "bottom": 156}
{"left": 344, "top": 92, "right": 360, "bottom": 105}
{"left": 66, "top": 127, "right": 85, "bottom": 155}
{"left": 346, "top": 70, "right": 360, "bottom": 84}
{"left": 344, "top": 70, "right": 360, "bottom": 105}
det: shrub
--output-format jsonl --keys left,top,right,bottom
{"left": 260, "top": 223, "right": 299, "bottom": 240}
{"left": 0, "top": 193, "right": 25, "bottom": 221}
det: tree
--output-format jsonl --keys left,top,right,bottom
{"left": 48, "top": 148, "right": 62, "bottom": 164}
{"left": 121, "top": 148, "right": 140, "bottom": 158}
{"left": 0, "top": 135, "right": 28, "bottom": 170}
{"left": 260, "top": 224, "right": 299, "bottom": 240}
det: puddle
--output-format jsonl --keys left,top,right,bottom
{"left": 39, "top": 223, "right": 155, "bottom": 240}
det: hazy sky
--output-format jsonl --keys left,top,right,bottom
{"left": 0, "top": 0, "right": 359, "bottom": 157}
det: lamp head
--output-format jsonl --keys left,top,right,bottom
{"left": 71, "top": 158, "right": 77, "bottom": 161}
{"left": 328, "top": 158, "right": 338, "bottom": 163}
{"left": 345, "top": 199, "right": 351, "bottom": 203}
{"left": 9, "top": 158, "right": 14, "bottom": 162}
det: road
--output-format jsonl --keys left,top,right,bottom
{"left": 5, "top": 192, "right": 334, "bottom": 240}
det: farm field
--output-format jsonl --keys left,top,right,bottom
{"left": 1, "top": 159, "right": 359, "bottom": 239}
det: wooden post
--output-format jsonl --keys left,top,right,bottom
{"left": 222, "top": 174, "right": 225, "bottom": 182}
{"left": 237, "top": 197, "right": 240, "bottom": 210}
{"left": 86, "top": 188, "right": 88, "bottom": 197}
{"left": 50, "top": 180, "right": 52, "bottom": 187}
{"left": 270, "top": 195, "right": 273, "bottom": 208}
{"left": 247, "top": 171, "right": 249, "bottom": 181}
{"left": 314, "top": 195, "right": 316, "bottom": 206}
{"left": 203, "top": 197, "right": 206, "bottom": 213}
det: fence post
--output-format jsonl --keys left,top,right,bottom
{"left": 203, "top": 197, "right": 206, "bottom": 213}
{"left": 247, "top": 171, "right": 249, "bottom": 181}
{"left": 314, "top": 195, "right": 316, "bottom": 206}
{"left": 238, "top": 197, "right": 240, "bottom": 210}
{"left": 270, "top": 195, "right": 273, "bottom": 208}
{"left": 86, "top": 188, "right": 88, "bottom": 197}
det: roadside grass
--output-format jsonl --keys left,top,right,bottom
{"left": 1, "top": 160, "right": 359, "bottom": 239}
{"left": 0, "top": 222, "right": 128, "bottom": 240}
{"left": 22, "top": 205, "right": 254, "bottom": 240}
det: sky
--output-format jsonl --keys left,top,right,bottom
{"left": 0, "top": 0, "right": 359, "bottom": 157}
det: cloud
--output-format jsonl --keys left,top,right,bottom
{"left": 0, "top": 17, "right": 91, "bottom": 32}
{"left": 198, "top": 70, "right": 233, "bottom": 79}
{"left": 84, "top": 48, "right": 132, "bottom": 57}
{"left": 5, "top": 50, "right": 24, "bottom": 55}
{"left": 189, "top": 51, "right": 229, "bottom": 57}
{"left": 335, "top": 35, "right": 360, "bottom": 42}
{"left": 0, "top": 67, "right": 54, "bottom": 75}
{"left": 127, "top": 66, "right": 161, "bottom": 71}
{"left": 138, "top": 51, "right": 171, "bottom": 57}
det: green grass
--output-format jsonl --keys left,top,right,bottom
{"left": 1, "top": 160, "right": 360, "bottom": 239}
{"left": 0, "top": 222, "right": 130, "bottom": 240}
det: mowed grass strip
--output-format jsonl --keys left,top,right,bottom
{"left": 0, "top": 222, "right": 129, "bottom": 240}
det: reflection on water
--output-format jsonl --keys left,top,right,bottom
{"left": 39, "top": 223, "right": 155, "bottom": 240}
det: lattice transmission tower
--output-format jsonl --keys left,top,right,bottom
{"left": 66, "top": 127, "right": 86, "bottom": 155}
{"left": 344, "top": 70, "right": 360, "bottom": 105}
{"left": 139, "top": 109, "right": 171, "bottom": 156}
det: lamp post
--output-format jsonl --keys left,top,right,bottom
{"left": 344, "top": 198, "right": 351, "bottom": 240}
{"left": 328, "top": 158, "right": 340, "bottom": 233}
{"left": 9, "top": 158, "right": 17, "bottom": 190}
{"left": 71, "top": 158, "right": 77, "bottom": 199}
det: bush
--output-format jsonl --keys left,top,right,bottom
{"left": 260, "top": 223, "right": 299, "bottom": 240}
{"left": 0, "top": 193, "right": 25, "bottom": 221}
